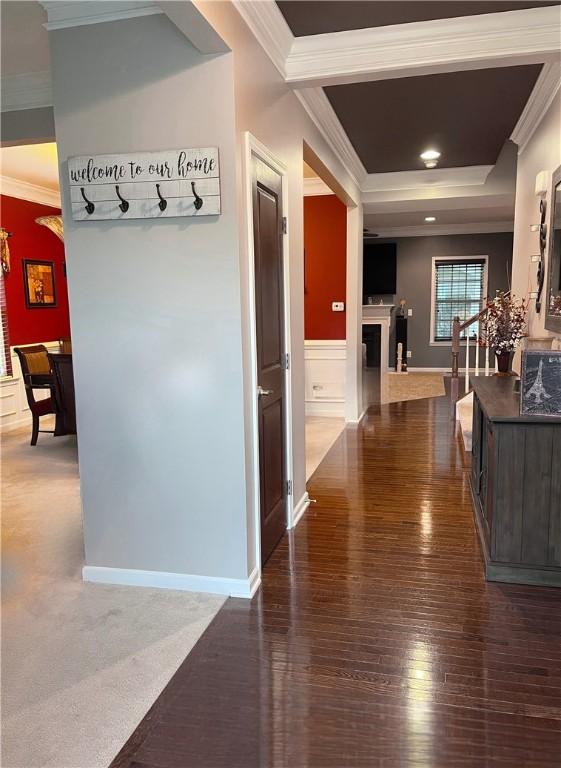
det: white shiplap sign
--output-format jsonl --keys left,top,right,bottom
{"left": 68, "top": 147, "right": 220, "bottom": 220}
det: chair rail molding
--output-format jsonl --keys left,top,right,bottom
{"left": 1, "top": 71, "right": 53, "bottom": 112}
{"left": 284, "top": 6, "right": 561, "bottom": 87}
{"left": 40, "top": 1, "right": 163, "bottom": 29}
{"left": 511, "top": 61, "right": 561, "bottom": 154}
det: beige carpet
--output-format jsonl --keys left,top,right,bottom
{"left": 305, "top": 416, "right": 345, "bottom": 480}
{"left": 388, "top": 372, "right": 446, "bottom": 403}
{"left": 1, "top": 421, "right": 224, "bottom": 768}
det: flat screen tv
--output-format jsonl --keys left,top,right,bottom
{"left": 363, "top": 242, "right": 396, "bottom": 300}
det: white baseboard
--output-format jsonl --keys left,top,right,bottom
{"left": 346, "top": 406, "right": 368, "bottom": 425}
{"left": 290, "top": 492, "right": 310, "bottom": 529}
{"left": 305, "top": 400, "right": 345, "bottom": 417}
{"left": 82, "top": 564, "right": 261, "bottom": 599}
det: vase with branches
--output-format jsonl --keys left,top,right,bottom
{"left": 483, "top": 292, "right": 528, "bottom": 374}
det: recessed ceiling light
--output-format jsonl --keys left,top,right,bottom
{"left": 420, "top": 149, "right": 441, "bottom": 161}
{"left": 424, "top": 216, "right": 436, "bottom": 222}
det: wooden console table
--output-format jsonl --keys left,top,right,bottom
{"left": 470, "top": 376, "right": 561, "bottom": 587}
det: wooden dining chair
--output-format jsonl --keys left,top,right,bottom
{"left": 14, "top": 345, "right": 57, "bottom": 445}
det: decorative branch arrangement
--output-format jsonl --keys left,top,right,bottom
{"left": 483, "top": 292, "right": 528, "bottom": 352}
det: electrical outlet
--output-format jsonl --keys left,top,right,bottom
{"left": 332, "top": 301, "right": 345, "bottom": 312}
{"left": 407, "top": 350, "right": 412, "bottom": 358}
{"left": 529, "top": 291, "right": 538, "bottom": 299}
{"left": 531, "top": 255, "right": 541, "bottom": 263}
{"left": 407, "top": 308, "right": 413, "bottom": 317}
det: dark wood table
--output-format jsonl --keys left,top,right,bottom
{"left": 47, "top": 352, "right": 76, "bottom": 435}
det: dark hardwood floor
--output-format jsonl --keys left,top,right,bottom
{"left": 111, "top": 395, "right": 561, "bottom": 768}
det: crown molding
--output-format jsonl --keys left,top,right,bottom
{"left": 231, "top": 0, "right": 293, "bottom": 79}
{"left": 373, "top": 221, "right": 514, "bottom": 238}
{"left": 362, "top": 165, "right": 493, "bottom": 193}
{"left": 1, "top": 71, "right": 53, "bottom": 112}
{"left": 294, "top": 87, "right": 366, "bottom": 186}
{"left": 40, "top": 1, "right": 163, "bottom": 30}
{"left": 511, "top": 60, "right": 561, "bottom": 154}
{"left": 303, "top": 177, "right": 334, "bottom": 196}
{"left": 284, "top": 6, "right": 561, "bottom": 87}
{"left": 1, "top": 176, "right": 61, "bottom": 208}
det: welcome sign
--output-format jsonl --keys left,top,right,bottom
{"left": 68, "top": 147, "right": 220, "bottom": 221}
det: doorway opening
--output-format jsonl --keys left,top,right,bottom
{"left": 302, "top": 161, "right": 346, "bottom": 479}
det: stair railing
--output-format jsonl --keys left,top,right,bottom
{"left": 451, "top": 306, "right": 490, "bottom": 394}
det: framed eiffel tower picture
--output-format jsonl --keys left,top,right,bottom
{"left": 520, "top": 350, "right": 561, "bottom": 417}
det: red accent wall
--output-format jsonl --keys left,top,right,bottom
{"left": 304, "top": 195, "right": 346, "bottom": 340}
{"left": 1, "top": 195, "right": 70, "bottom": 346}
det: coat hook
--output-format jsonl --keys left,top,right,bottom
{"left": 115, "top": 185, "right": 129, "bottom": 213}
{"left": 80, "top": 188, "right": 95, "bottom": 215}
{"left": 156, "top": 183, "right": 167, "bottom": 212}
{"left": 191, "top": 181, "right": 203, "bottom": 211}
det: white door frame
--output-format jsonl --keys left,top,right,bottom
{"left": 242, "top": 132, "right": 295, "bottom": 576}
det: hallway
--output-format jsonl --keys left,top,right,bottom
{"left": 112, "top": 395, "right": 561, "bottom": 768}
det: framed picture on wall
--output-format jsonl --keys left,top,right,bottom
{"left": 520, "top": 350, "right": 561, "bottom": 417}
{"left": 22, "top": 260, "right": 57, "bottom": 308}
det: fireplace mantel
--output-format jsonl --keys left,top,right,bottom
{"left": 362, "top": 305, "right": 395, "bottom": 404}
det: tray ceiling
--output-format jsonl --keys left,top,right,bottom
{"left": 325, "top": 65, "right": 542, "bottom": 174}
{"left": 277, "top": 1, "right": 561, "bottom": 36}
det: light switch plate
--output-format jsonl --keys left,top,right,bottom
{"left": 332, "top": 301, "right": 345, "bottom": 312}
{"left": 407, "top": 308, "right": 413, "bottom": 316}
{"left": 407, "top": 350, "right": 412, "bottom": 358}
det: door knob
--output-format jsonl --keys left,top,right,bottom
{"left": 257, "top": 385, "right": 273, "bottom": 397}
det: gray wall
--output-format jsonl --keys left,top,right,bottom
{"left": 380, "top": 232, "right": 513, "bottom": 368}
{"left": 49, "top": 15, "right": 250, "bottom": 579}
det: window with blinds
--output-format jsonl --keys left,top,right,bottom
{"left": 432, "top": 258, "right": 486, "bottom": 342}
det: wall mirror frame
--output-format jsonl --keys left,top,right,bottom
{"left": 544, "top": 163, "right": 561, "bottom": 334}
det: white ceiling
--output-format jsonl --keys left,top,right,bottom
{"left": 1, "top": 142, "right": 60, "bottom": 190}
{"left": 0, "top": 1, "right": 49, "bottom": 76}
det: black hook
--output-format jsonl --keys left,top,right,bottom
{"left": 115, "top": 185, "right": 129, "bottom": 213}
{"left": 191, "top": 181, "right": 203, "bottom": 211}
{"left": 80, "top": 188, "right": 95, "bottom": 215}
{"left": 156, "top": 183, "right": 167, "bottom": 212}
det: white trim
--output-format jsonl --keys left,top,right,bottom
{"left": 284, "top": 7, "right": 561, "bottom": 87}
{"left": 375, "top": 221, "right": 514, "bottom": 238}
{"left": 158, "top": 1, "right": 229, "bottom": 54}
{"left": 40, "top": 1, "right": 163, "bottom": 30}
{"left": 511, "top": 60, "right": 561, "bottom": 154}
{"left": 361, "top": 165, "right": 493, "bottom": 193}
{"left": 429, "top": 255, "right": 489, "bottom": 346}
{"left": 243, "top": 132, "right": 294, "bottom": 580}
{"left": 0, "top": 71, "right": 53, "bottom": 112}
{"left": 0, "top": 176, "right": 60, "bottom": 207}
{"left": 346, "top": 406, "right": 368, "bottom": 425}
{"left": 294, "top": 88, "right": 366, "bottom": 186}
{"left": 290, "top": 492, "right": 310, "bottom": 529}
{"left": 303, "top": 177, "right": 334, "bottom": 196}
{"left": 232, "top": 0, "right": 293, "bottom": 78}
{"left": 82, "top": 565, "right": 260, "bottom": 598}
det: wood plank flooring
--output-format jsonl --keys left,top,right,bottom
{"left": 111, "top": 396, "right": 561, "bottom": 768}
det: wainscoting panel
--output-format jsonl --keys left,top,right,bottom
{"left": 305, "top": 340, "right": 346, "bottom": 417}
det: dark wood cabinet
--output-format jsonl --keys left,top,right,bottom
{"left": 470, "top": 376, "right": 561, "bottom": 587}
